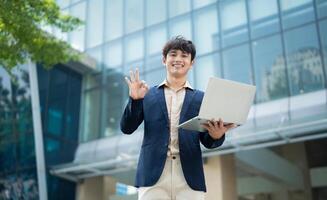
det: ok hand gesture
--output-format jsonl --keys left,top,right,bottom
{"left": 125, "top": 68, "right": 149, "bottom": 100}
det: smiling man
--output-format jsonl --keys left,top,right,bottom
{"left": 120, "top": 36, "right": 235, "bottom": 200}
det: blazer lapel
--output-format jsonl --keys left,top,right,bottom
{"left": 155, "top": 86, "right": 169, "bottom": 124}
{"left": 180, "top": 89, "right": 196, "bottom": 123}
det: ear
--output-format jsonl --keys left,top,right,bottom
{"left": 162, "top": 56, "right": 166, "bottom": 65}
{"left": 191, "top": 59, "right": 195, "bottom": 68}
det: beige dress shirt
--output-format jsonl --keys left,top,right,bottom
{"left": 158, "top": 79, "right": 193, "bottom": 156}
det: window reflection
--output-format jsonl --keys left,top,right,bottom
{"left": 284, "top": 24, "right": 325, "bottom": 95}
{"left": 252, "top": 35, "right": 288, "bottom": 102}
{"left": 319, "top": 19, "right": 327, "bottom": 80}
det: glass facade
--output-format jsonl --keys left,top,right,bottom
{"left": 37, "top": 64, "right": 82, "bottom": 200}
{"left": 0, "top": 64, "right": 82, "bottom": 199}
{"left": 3, "top": 0, "right": 324, "bottom": 199}
{"left": 0, "top": 66, "right": 39, "bottom": 199}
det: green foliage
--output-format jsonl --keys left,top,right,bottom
{"left": 0, "top": 0, "right": 83, "bottom": 74}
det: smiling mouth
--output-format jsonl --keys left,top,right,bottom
{"left": 172, "top": 64, "right": 183, "bottom": 68}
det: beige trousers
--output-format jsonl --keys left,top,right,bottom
{"left": 138, "top": 155, "right": 205, "bottom": 200}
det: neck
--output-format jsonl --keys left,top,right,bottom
{"left": 166, "top": 75, "right": 187, "bottom": 90}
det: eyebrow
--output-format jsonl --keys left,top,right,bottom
{"left": 169, "top": 50, "right": 189, "bottom": 54}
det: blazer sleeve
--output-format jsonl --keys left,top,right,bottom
{"left": 120, "top": 97, "right": 144, "bottom": 135}
{"left": 199, "top": 131, "right": 225, "bottom": 149}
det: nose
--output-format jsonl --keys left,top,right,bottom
{"left": 174, "top": 55, "right": 183, "bottom": 62}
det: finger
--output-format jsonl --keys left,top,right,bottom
{"left": 226, "top": 123, "right": 236, "bottom": 129}
{"left": 143, "top": 83, "right": 149, "bottom": 91}
{"left": 135, "top": 68, "right": 140, "bottom": 81}
{"left": 139, "top": 80, "right": 145, "bottom": 87}
{"left": 214, "top": 120, "right": 219, "bottom": 129}
{"left": 124, "top": 76, "right": 131, "bottom": 87}
{"left": 201, "top": 123, "right": 211, "bottom": 131}
{"left": 208, "top": 121, "right": 214, "bottom": 129}
{"left": 129, "top": 70, "right": 135, "bottom": 82}
{"left": 219, "top": 118, "right": 224, "bottom": 129}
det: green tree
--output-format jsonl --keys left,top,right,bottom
{"left": 0, "top": 0, "right": 82, "bottom": 75}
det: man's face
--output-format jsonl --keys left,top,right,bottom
{"left": 163, "top": 49, "right": 194, "bottom": 78}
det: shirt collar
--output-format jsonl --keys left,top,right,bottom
{"left": 157, "top": 79, "right": 194, "bottom": 90}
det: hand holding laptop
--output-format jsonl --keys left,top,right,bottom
{"left": 178, "top": 77, "right": 256, "bottom": 132}
{"left": 201, "top": 118, "right": 236, "bottom": 139}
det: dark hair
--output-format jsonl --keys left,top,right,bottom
{"left": 162, "top": 36, "right": 196, "bottom": 61}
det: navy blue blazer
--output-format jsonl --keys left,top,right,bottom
{"left": 120, "top": 86, "right": 225, "bottom": 192}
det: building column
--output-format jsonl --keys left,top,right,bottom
{"left": 204, "top": 154, "right": 237, "bottom": 200}
{"left": 280, "top": 142, "right": 313, "bottom": 200}
{"left": 28, "top": 61, "right": 48, "bottom": 200}
{"left": 76, "top": 176, "right": 117, "bottom": 200}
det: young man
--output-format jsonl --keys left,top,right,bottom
{"left": 120, "top": 36, "right": 235, "bottom": 200}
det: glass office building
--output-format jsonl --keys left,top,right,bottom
{"left": 1, "top": 0, "right": 327, "bottom": 199}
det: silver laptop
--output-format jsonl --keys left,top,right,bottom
{"left": 178, "top": 77, "right": 256, "bottom": 132}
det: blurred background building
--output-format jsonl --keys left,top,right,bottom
{"left": 1, "top": 0, "right": 327, "bottom": 199}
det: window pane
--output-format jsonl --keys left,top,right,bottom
{"left": 82, "top": 89, "right": 101, "bottom": 142}
{"left": 252, "top": 35, "right": 288, "bottom": 103}
{"left": 194, "top": 7, "right": 219, "bottom": 55}
{"left": 317, "top": 0, "right": 327, "bottom": 18}
{"left": 248, "top": 0, "right": 279, "bottom": 39}
{"left": 86, "top": 0, "right": 104, "bottom": 48}
{"left": 169, "top": 15, "right": 192, "bottom": 40}
{"left": 56, "top": 0, "right": 70, "bottom": 9}
{"left": 145, "top": 68, "right": 166, "bottom": 86}
{"left": 220, "top": 0, "right": 248, "bottom": 47}
{"left": 146, "top": 55, "right": 162, "bottom": 72}
{"left": 169, "top": 0, "right": 191, "bottom": 18}
{"left": 104, "top": 41, "right": 123, "bottom": 68}
{"left": 195, "top": 54, "right": 221, "bottom": 91}
{"left": 125, "top": 0, "right": 144, "bottom": 34}
{"left": 69, "top": 1, "right": 86, "bottom": 51}
{"left": 146, "top": 0, "right": 166, "bottom": 26}
{"left": 146, "top": 25, "right": 167, "bottom": 56}
{"left": 284, "top": 24, "right": 325, "bottom": 95}
{"left": 125, "top": 60, "right": 145, "bottom": 75}
{"left": 222, "top": 44, "right": 252, "bottom": 84}
{"left": 280, "top": 0, "right": 314, "bottom": 29}
{"left": 125, "top": 33, "right": 144, "bottom": 62}
{"left": 103, "top": 71, "right": 126, "bottom": 137}
{"left": 193, "top": 0, "right": 216, "bottom": 9}
{"left": 86, "top": 46, "right": 103, "bottom": 69}
{"left": 105, "top": 0, "right": 123, "bottom": 41}
{"left": 320, "top": 19, "right": 327, "bottom": 80}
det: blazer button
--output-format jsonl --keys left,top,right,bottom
{"left": 172, "top": 156, "right": 176, "bottom": 160}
